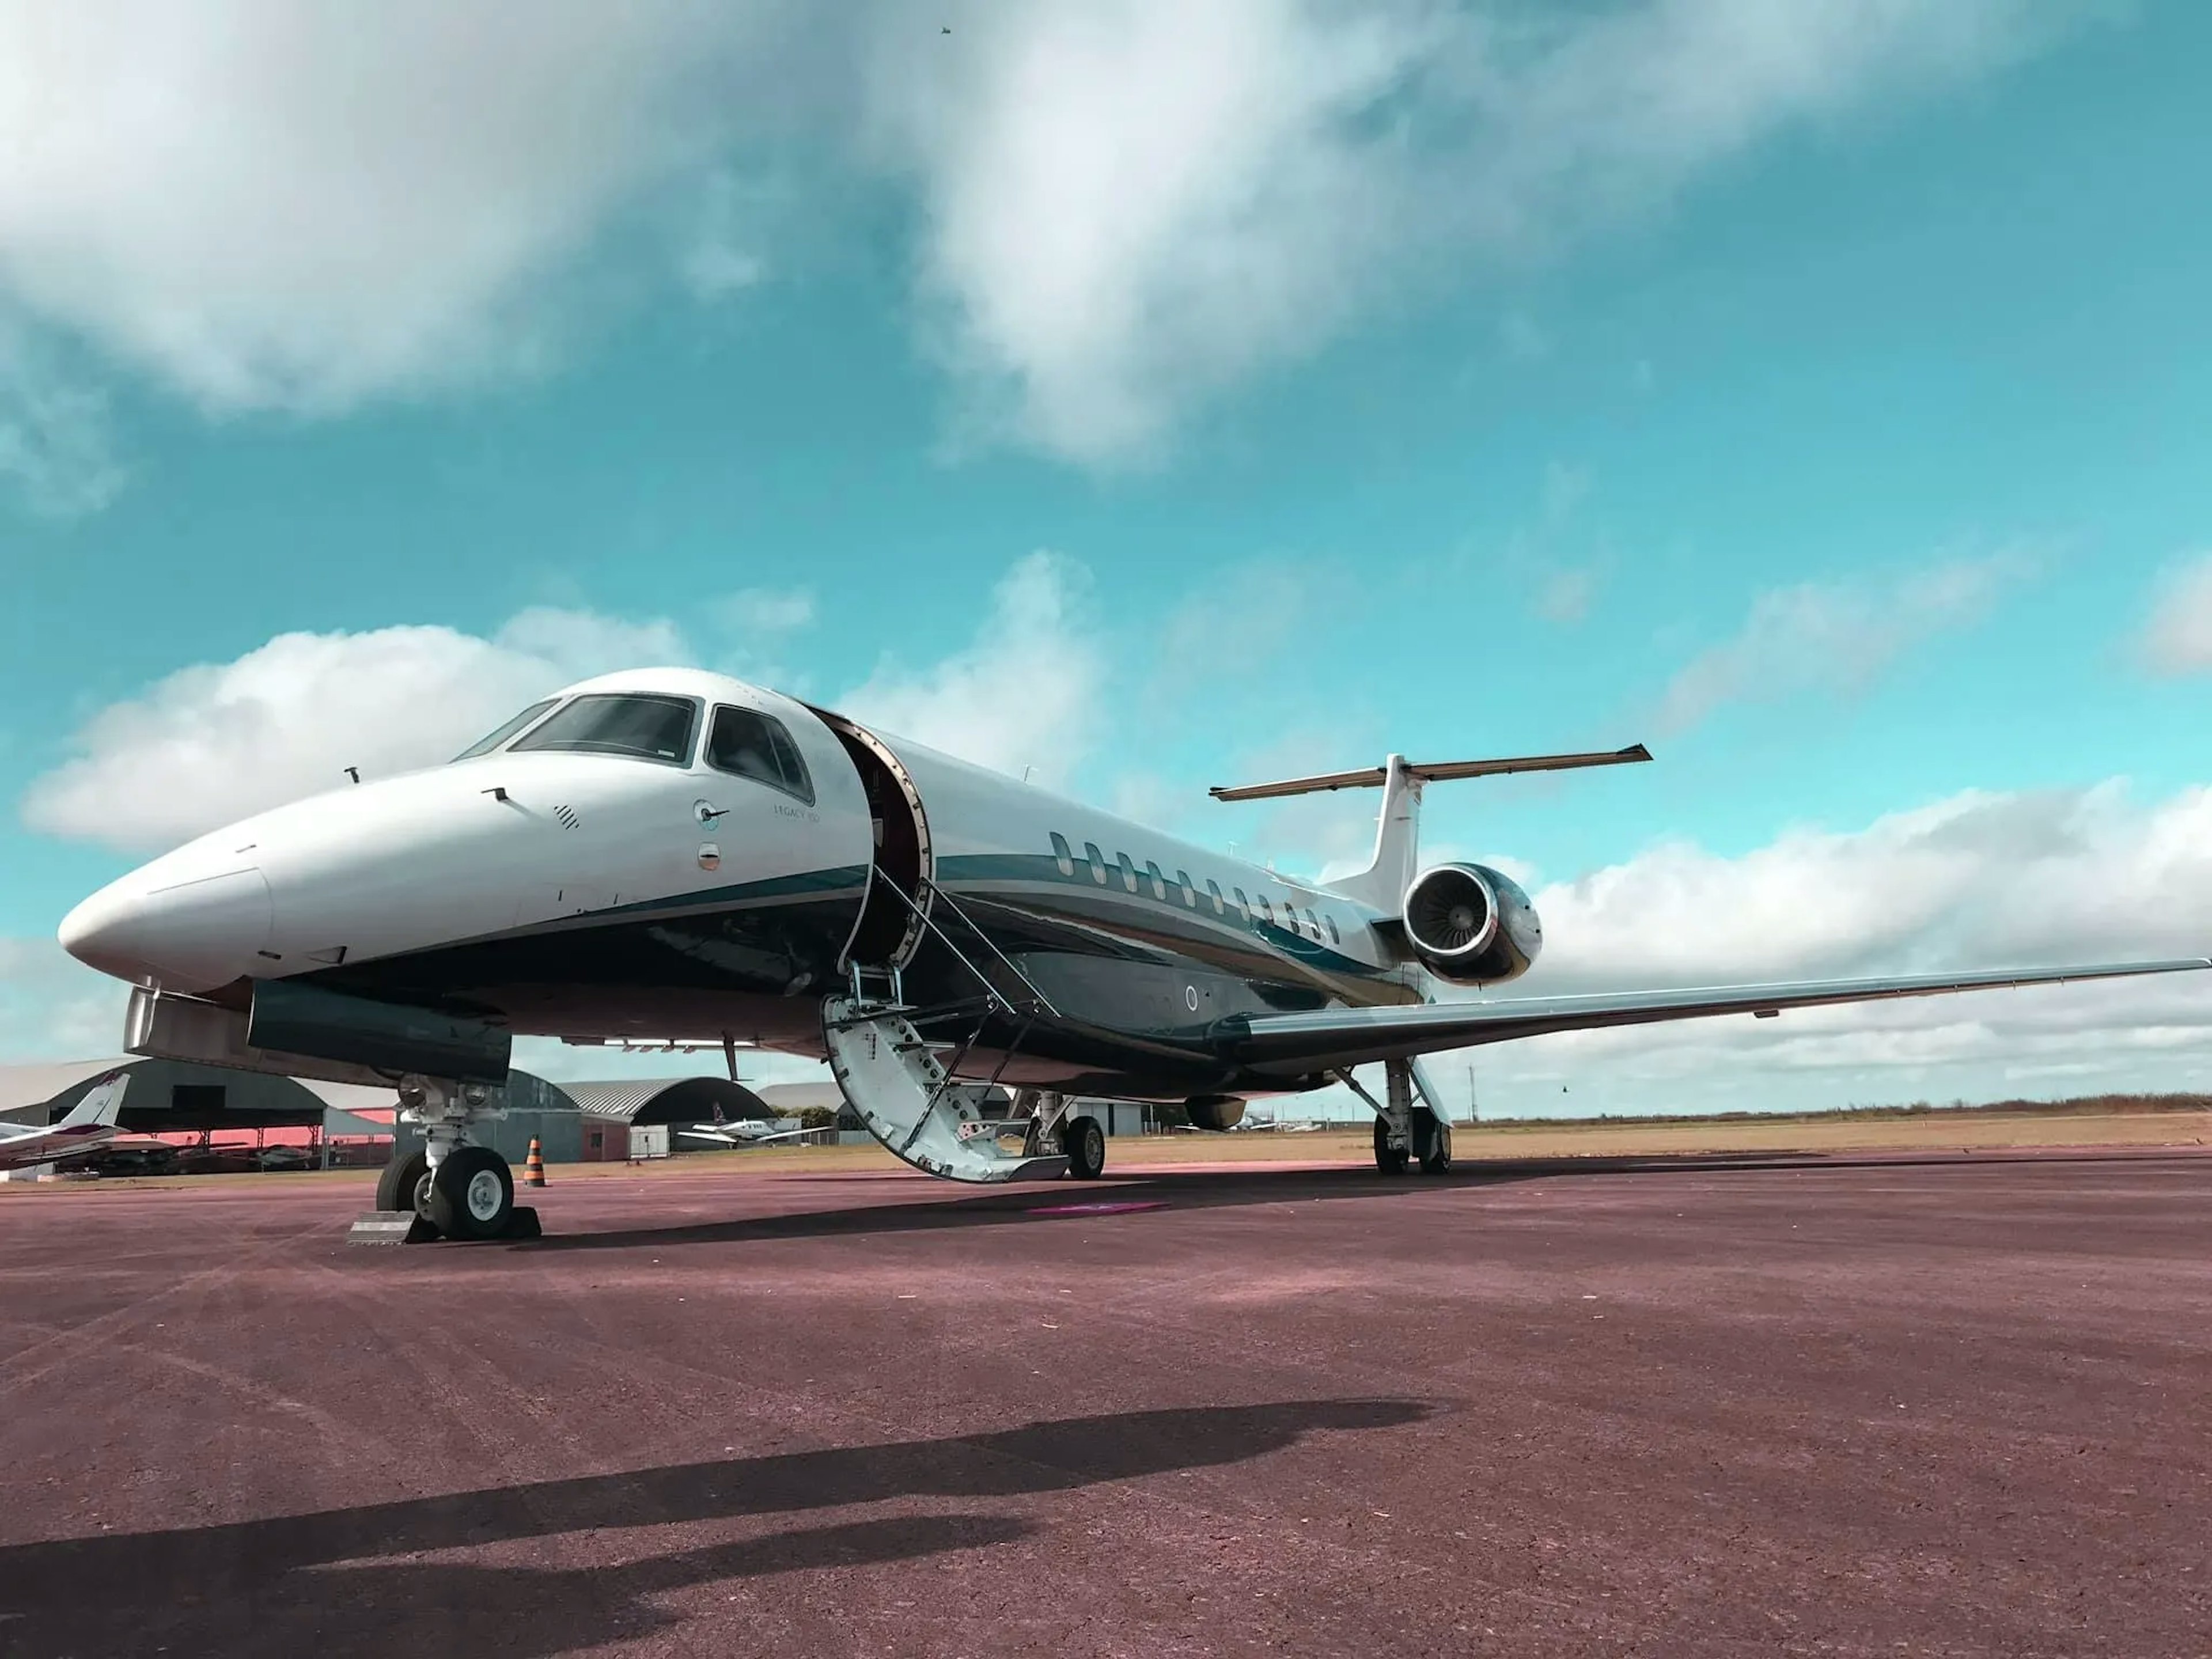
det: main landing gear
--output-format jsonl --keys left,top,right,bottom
{"left": 1017, "top": 1091, "right": 1107, "bottom": 1181}
{"left": 362, "top": 1077, "right": 539, "bottom": 1244}
{"left": 1354, "top": 1059, "right": 1453, "bottom": 1178}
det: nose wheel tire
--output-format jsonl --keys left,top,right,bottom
{"left": 375, "top": 1149, "right": 430, "bottom": 1214}
{"left": 1373, "top": 1116, "right": 1410, "bottom": 1176}
{"left": 1065, "top": 1115, "right": 1107, "bottom": 1180}
{"left": 426, "top": 1146, "right": 516, "bottom": 1241}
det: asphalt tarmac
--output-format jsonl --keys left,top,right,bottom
{"left": 1, "top": 1147, "right": 2206, "bottom": 1657}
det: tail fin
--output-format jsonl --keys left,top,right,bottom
{"left": 58, "top": 1070, "right": 129, "bottom": 1130}
{"left": 1325, "top": 755, "right": 1422, "bottom": 914}
{"left": 1210, "top": 744, "right": 1652, "bottom": 917}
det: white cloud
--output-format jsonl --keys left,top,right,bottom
{"left": 1655, "top": 551, "right": 2031, "bottom": 733}
{"left": 22, "top": 608, "right": 691, "bottom": 853}
{"left": 2139, "top": 551, "right": 2212, "bottom": 676}
{"left": 873, "top": 0, "right": 2097, "bottom": 462}
{"left": 0, "top": 322, "right": 124, "bottom": 517}
{"left": 19, "top": 555, "right": 1089, "bottom": 854}
{"left": 677, "top": 170, "right": 773, "bottom": 303}
{"left": 0, "top": 2, "right": 2101, "bottom": 487}
{"left": 1437, "top": 779, "right": 2212, "bottom": 1117}
{"left": 1534, "top": 567, "right": 1601, "bottom": 624}
{"left": 0, "top": 2, "right": 803, "bottom": 415}
{"left": 714, "top": 587, "right": 816, "bottom": 635}
{"left": 868, "top": 1, "right": 1434, "bottom": 464}
{"left": 839, "top": 551, "right": 1106, "bottom": 785}
{"left": 0, "top": 936, "right": 126, "bottom": 1061}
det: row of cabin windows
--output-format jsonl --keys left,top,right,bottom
{"left": 1047, "top": 833, "right": 1342, "bottom": 946}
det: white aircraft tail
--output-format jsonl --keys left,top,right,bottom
{"left": 1209, "top": 745, "right": 1652, "bottom": 916}
{"left": 57, "top": 1070, "right": 129, "bottom": 1130}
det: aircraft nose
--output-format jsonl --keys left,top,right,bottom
{"left": 59, "top": 863, "right": 275, "bottom": 992}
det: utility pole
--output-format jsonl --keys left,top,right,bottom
{"left": 1467, "top": 1065, "right": 1478, "bottom": 1124}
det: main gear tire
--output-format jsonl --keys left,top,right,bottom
{"left": 1065, "top": 1115, "right": 1107, "bottom": 1180}
{"left": 1414, "top": 1108, "right": 1453, "bottom": 1175}
{"left": 1373, "top": 1116, "right": 1409, "bottom": 1176}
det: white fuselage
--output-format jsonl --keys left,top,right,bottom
{"left": 59, "top": 669, "right": 1427, "bottom": 1100}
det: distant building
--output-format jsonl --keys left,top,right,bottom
{"left": 0, "top": 1058, "right": 584, "bottom": 1160}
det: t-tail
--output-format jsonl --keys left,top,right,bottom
{"left": 1209, "top": 744, "right": 1652, "bottom": 916}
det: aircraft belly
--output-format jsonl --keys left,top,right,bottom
{"left": 297, "top": 874, "right": 867, "bottom": 1034}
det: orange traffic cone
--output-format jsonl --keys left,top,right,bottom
{"left": 522, "top": 1137, "right": 546, "bottom": 1187}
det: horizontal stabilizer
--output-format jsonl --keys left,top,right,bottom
{"left": 1210, "top": 744, "right": 1650, "bottom": 802}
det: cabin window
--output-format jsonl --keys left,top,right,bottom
{"left": 704, "top": 706, "right": 815, "bottom": 804}
{"left": 1207, "top": 880, "right": 1226, "bottom": 916}
{"left": 512, "top": 693, "right": 699, "bottom": 766}
{"left": 1084, "top": 842, "right": 1108, "bottom": 884}
{"left": 1232, "top": 888, "right": 1251, "bottom": 922}
{"left": 1325, "top": 914, "right": 1340, "bottom": 944}
{"left": 1177, "top": 870, "right": 1198, "bottom": 908}
{"left": 1145, "top": 860, "right": 1168, "bottom": 901}
{"left": 1050, "top": 832, "right": 1076, "bottom": 877}
{"left": 1305, "top": 908, "right": 1322, "bottom": 939}
{"left": 452, "top": 698, "right": 559, "bottom": 761}
{"left": 1116, "top": 851, "right": 1139, "bottom": 893}
{"left": 1255, "top": 895, "right": 1274, "bottom": 925}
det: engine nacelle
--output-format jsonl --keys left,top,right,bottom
{"left": 1400, "top": 862, "right": 1543, "bottom": 986}
{"left": 1183, "top": 1096, "right": 1247, "bottom": 1133}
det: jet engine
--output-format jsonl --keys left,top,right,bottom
{"left": 1183, "top": 1096, "right": 1248, "bottom": 1132}
{"left": 1400, "top": 862, "right": 1543, "bottom": 986}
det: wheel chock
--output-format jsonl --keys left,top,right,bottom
{"left": 347, "top": 1210, "right": 441, "bottom": 1245}
{"left": 345, "top": 1205, "right": 540, "bottom": 1245}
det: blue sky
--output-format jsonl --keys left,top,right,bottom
{"left": 4, "top": 1, "right": 2210, "bottom": 1116}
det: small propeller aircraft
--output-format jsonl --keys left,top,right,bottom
{"left": 57, "top": 668, "right": 2209, "bottom": 1240}
{"left": 678, "top": 1105, "right": 823, "bottom": 1148}
{"left": 0, "top": 1071, "right": 130, "bottom": 1173}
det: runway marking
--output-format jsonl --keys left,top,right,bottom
{"left": 1025, "top": 1200, "right": 1167, "bottom": 1217}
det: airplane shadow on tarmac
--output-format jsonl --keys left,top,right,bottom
{"left": 518, "top": 1147, "right": 2112, "bottom": 1256}
{"left": 0, "top": 1397, "right": 1427, "bottom": 1659}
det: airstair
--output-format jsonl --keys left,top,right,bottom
{"left": 823, "top": 881, "right": 1068, "bottom": 1184}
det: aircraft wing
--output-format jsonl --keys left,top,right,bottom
{"left": 1216, "top": 958, "right": 2212, "bottom": 1075}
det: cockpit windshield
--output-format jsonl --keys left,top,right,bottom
{"left": 508, "top": 693, "right": 699, "bottom": 764}
{"left": 452, "top": 698, "right": 558, "bottom": 762}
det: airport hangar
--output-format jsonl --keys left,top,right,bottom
{"left": 0, "top": 1059, "right": 797, "bottom": 1166}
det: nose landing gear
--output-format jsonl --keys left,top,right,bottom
{"left": 359, "top": 1075, "right": 540, "bottom": 1244}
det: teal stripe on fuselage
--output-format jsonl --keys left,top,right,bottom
{"left": 933, "top": 850, "right": 1391, "bottom": 985}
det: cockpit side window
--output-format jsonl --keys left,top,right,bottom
{"left": 705, "top": 705, "right": 815, "bottom": 804}
{"left": 510, "top": 694, "right": 699, "bottom": 764}
{"left": 452, "top": 698, "right": 559, "bottom": 762}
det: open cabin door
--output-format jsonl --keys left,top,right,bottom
{"left": 802, "top": 707, "right": 1068, "bottom": 1185}
{"left": 809, "top": 709, "right": 934, "bottom": 973}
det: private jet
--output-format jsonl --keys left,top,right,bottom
{"left": 56, "top": 668, "right": 2209, "bottom": 1241}
{"left": 0, "top": 1071, "right": 130, "bottom": 1173}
